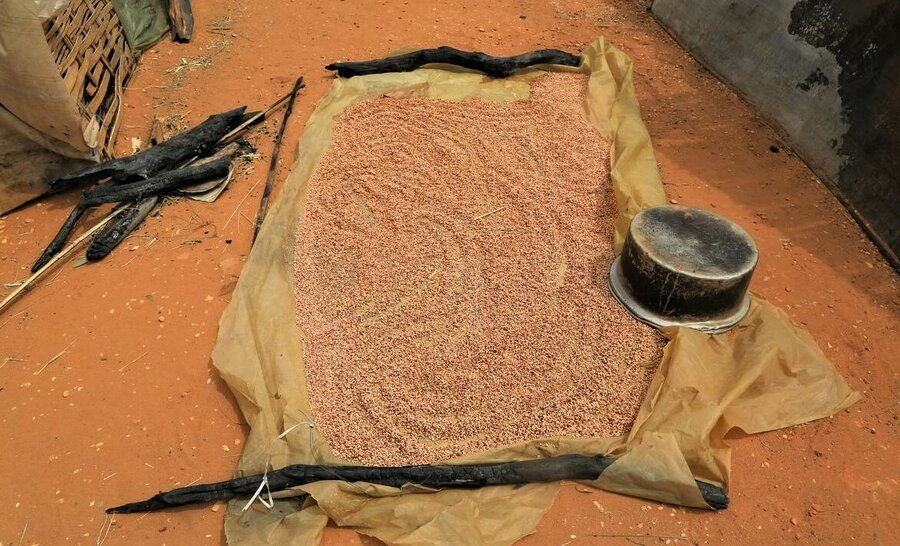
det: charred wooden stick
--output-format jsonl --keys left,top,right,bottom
{"left": 31, "top": 204, "right": 90, "bottom": 272}
{"left": 85, "top": 196, "right": 159, "bottom": 262}
{"left": 107, "top": 454, "right": 729, "bottom": 513}
{"left": 33, "top": 87, "right": 294, "bottom": 272}
{"left": 251, "top": 77, "right": 304, "bottom": 244}
{"left": 177, "top": 141, "right": 246, "bottom": 194}
{"left": 49, "top": 106, "right": 247, "bottom": 193}
{"left": 34, "top": 103, "right": 266, "bottom": 270}
{"left": 218, "top": 89, "right": 300, "bottom": 148}
{"left": 81, "top": 157, "right": 232, "bottom": 206}
{"left": 168, "top": 0, "right": 194, "bottom": 42}
{"left": 325, "top": 46, "right": 582, "bottom": 78}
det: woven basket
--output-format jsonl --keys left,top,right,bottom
{"left": 42, "top": 0, "right": 138, "bottom": 159}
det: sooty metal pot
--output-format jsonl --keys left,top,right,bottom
{"left": 608, "top": 205, "right": 758, "bottom": 334}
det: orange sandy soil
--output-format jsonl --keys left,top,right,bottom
{"left": 0, "top": 1, "right": 897, "bottom": 545}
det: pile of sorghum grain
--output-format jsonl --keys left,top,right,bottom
{"left": 294, "top": 73, "right": 664, "bottom": 466}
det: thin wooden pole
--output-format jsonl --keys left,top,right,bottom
{"left": 251, "top": 77, "right": 305, "bottom": 245}
{"left": 0, "top": 208, "right": 125, "bottom": 315}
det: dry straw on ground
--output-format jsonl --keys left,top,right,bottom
{"left": 294, "top": 73, "right": 664, "bottom": 466}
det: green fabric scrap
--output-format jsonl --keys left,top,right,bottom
{"left": 111, "top": 0, "right": 170, "bottom": 52}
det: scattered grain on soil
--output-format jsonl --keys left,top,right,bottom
{"left": 294, "top": 73, "right": 664, "bottom": 466}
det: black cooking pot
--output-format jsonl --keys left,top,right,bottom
{"left": 608, "top": 205, "right": 758, "bottom": 334}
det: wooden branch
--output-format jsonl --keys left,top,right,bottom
{"left": 85, "top": 196, "right": 159, "bottom": 262}
{"left": 107, "top": 454, "right": 729, "bottom": 513}
{"left": 168, "top": 0, "right": 194, "bottom": 42}
{"left": 32, "top": 76, "right": 303, "bottom": 275}
{"left": 31, "top": 82, "right": 299, "bottom": 274}
{"left": 177, "top": 141, "right": 247, "bottom": 193}
{"left": 251, "top": 77, "right": 304, "bottom": 245}
{"left": 49, "top": 106, "right": 247, "bottom": 193}
{"left": 325, "top": 46, "right": 582, "bottom": 78}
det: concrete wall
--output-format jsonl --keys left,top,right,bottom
{"left": 652, "top": 0, "right": 899, "bottom": 267}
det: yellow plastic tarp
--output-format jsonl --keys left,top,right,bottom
{"left": 212, "top": 38, "right": 858, "bottom": 545}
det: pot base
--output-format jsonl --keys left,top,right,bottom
{"left": 608, "top": 256, "right": 750, "bottom": 334}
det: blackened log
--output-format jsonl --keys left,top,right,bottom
{"left": 81, "top": 157, "right": 232, "bottom": 206}
{"left": 49, "top": 107, "right": 247, "bottom": 193}
{"left": 85, "top": 196, "right": 159, "bottom": 261}
{"left": 33, "top": 95, "right": 278, "bottom": 271}
{"left": 107, "top": 454, "right": 729, "bottom": 513}
{"left": 168, "top": 0, "right": 194, "bottom": 42}
{"left": 325, "top": 46, "right": 582, "bottom": 78}
{"left": 177, "top": 141, "right": 245, "bottom": 194}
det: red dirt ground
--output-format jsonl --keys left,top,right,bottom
{"left": 0, "top": 1, "right": 897, "bottom": 545}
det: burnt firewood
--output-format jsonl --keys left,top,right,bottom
{"left": 85, "top": 139, "right": 238, "bottom": 262}
{"left": 49, "top": 106, "right": 247, "bottom": 194}
{"left": 85, "top": 142, "right": 243, "bottom": 261}
{"left": 177, "top": 140, "right": 247, "bottom": 194}
{"left": 168, "top": 0, "right": 194, "bottom": 42}
{"left": 29, "top": 81, "right": 299, "bottom": 277}
{"left": 85, "top": 196, "right": 159, "bottom": 262}
{"left": 107, "top": 454, "right": 729, "bottom": 513}
{"left": 32, "top": 158, "right": 232, "bottom": 271}
{"left": 325, "top": 46, "right": 582, "bottom": 78}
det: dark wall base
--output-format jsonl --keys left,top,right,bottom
{"left": 652, "top": 0, "right": 899, "bottom": 269}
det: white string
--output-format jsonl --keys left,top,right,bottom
{"left": 277, "top": 422, "right": 306, "bottom": 440}
{"left": 241, "top": 421, "right": 315, "bottom": 512}
{"left": 241, "top": 476, "right": 273, "bottom": 511}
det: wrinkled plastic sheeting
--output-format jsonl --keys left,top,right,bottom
{"left": 0, "top": 123, "right": 88, "bottom": 214}
{"left": 212, "top": 37, "right": 859, "bottom": 546}
{"left": 0, "top": 0, "right": 164, "bottom": 214}
{"left": 0, "top": 0, "right": 99, "bottom": 213}
{"left": 110, "top": 0, "right": 169, "bottom": 52}
{"left": 0, "top": 1, "right": 94, "bottom": 154}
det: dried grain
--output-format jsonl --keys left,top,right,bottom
{"left": 294, "top": 73, "right": 664, "bottom": 465}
